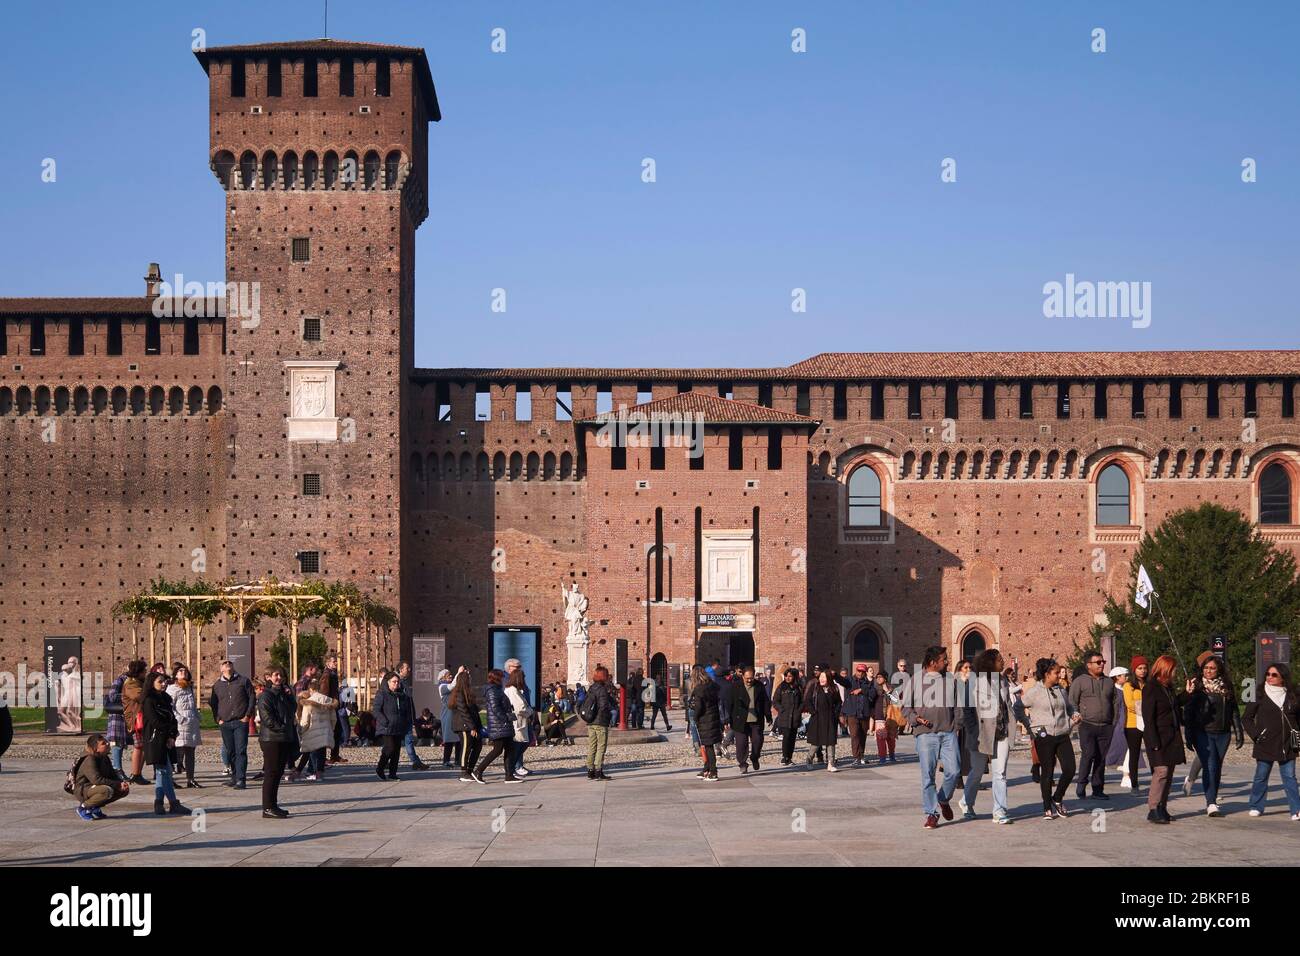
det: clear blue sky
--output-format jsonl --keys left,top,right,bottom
{"left": 1, "top": 1, "right": 1296, "bottom": 368}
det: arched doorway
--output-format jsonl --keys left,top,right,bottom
{"left": 849, "top": 622, "right": 884, "bottom": 673}
{"left": 650, "top": 652, "right": 667, "bottom": 689}
{"left": 959, "top": 626, "right": 988, "bottom": 663}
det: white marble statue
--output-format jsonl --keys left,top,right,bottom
{"left": 562, "top": 581, "right": 590, "bottom": 687}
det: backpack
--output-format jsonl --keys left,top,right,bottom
{"left": 578, "top": 688, "right": 599, "bottom": 723}
{"left": 64, "top": 754, "right": 86, "bottom": 795}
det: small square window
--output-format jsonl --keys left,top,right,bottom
{"left": 302, "top": 474, "right": 321, "bottom": 496}
{"left": 302, "top": 316, "right": 322, "bottom": 341}
{"left": 291, "top": 237, "right": 311, "bottom": 262}
{"left": 298, "top": 550, "right": 320, "bottom": 574}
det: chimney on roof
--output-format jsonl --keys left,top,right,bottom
{"left": 144, "top": 262, "right": 162, "bottom": 298}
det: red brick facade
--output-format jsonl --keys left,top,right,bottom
{"left": 2, "top": 40, "right": 1299, "bottom": 693}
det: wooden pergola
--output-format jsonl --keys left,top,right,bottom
{"left": 152, "top": 582, "right": 322, "bottom": 700}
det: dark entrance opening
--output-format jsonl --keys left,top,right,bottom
{"left": 727, "top": 632, "right": 755, "bottom": 668}
{"left": 650, "top": 652, "right": 668, "bottom": 688}
{"left": 960, "top": 628, "right": 988, "bottom": 663}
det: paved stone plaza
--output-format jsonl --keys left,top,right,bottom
{"left": 2, "top": 722, "right": 1296, "bottom": 867}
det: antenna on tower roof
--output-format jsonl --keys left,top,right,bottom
{"left": 324, "top": 0, "right": 329, "bottom": 39}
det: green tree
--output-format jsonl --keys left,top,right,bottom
{"left": 1096, "top": 503, "right": 1300, "bottom": 683}
{"left": 269, "top": 630, "right": 328, "bottom": 677}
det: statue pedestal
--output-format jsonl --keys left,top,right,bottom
{"left": 566, "top": 640, "right": 589, "bottom": 689}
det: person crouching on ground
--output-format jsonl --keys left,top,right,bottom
{"left": 72, "top": 734, "right": 129, "bottom": 820}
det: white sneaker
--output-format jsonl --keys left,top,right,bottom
{"left": 1206, "top": 803, "right": 1222, "bottom": 817}
{"left": 957, "top": 797, "right": 969, "bottom": 815}
{"left": 1120, "top": 777, "right": 1132, "bottom": 790}
{"left": 1181, "top": 776, "right": 1193, "bottom": 797}
{"left": 827, "top": 762, "right": 840, "bottom": 773}
{"left": 1249, "top": 809, "right": 1262, "bottom": 817}
{"left": 1291, "top": 813, "right": 1300, "bottom": 822}
{"left": 516, "top": 767, "right": 530, "bottom": 777}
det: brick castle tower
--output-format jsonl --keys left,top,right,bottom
{"left": 195, "top": 40, "right": 440, "bottom": 646}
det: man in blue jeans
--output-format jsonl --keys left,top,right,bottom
{"left": 209, "top": 660, "right": 256, "bottom": 789}
{"left": 904, "top": 645, "right": 961, "bottom": 829}
{"left": 397, "top": 661, "right": 429, "bottom": 772}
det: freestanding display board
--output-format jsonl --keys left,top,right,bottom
{"left": 226, "top": 634, "right": 254, "bottom": 680}
{"left": 44, "top": 636, "right": 84, "bottom": 734}
{"left": 411, "top": 634, "right": 446, "bottom": 719}
{"left": 488, "top": 627, "right": 541, "bottom": 708}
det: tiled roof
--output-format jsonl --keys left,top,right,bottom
{"left": 0, "top": 297, "right": 222, "bottom": 316}
{"left": 194, "top": 39, "right": 440, "bottom": 120}
{"left": 581, "top": 392, "right": 819, "bottom": 426}
{"left": 784, "top": 351, "right": 1300, "bottom": 379}
{"left": 416, "top": 350, "right": 1300, "bottom": 381}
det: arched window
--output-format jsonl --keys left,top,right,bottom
{"left": 1260, "top": 462, "right": 1292, "bottom": 525}
{"left": 214, "top": 150, "right": 236, "bottom": 189}
{"left": 1096, "top": 462, "right": 1131, "bottom": 526}
{"left": 239, "top": 150, "right": 257, "bottom": 190}
{"left": 206, "top": 386, "right": 222, "bottom": 413}
{"left": 323, "top": 151, "right": 339, "bottom": 189}
{"left": 282, "top": 150, "right": 299, "bottom": 188}
{"left": 92, "top": 387, "right": 108, "bottom": 414}
{"left": 384, "top": 150, "right": 402, "bottom": 188}
{"left": 261, "top": 151, "right": 279, "bottom": 189}
{"left": 302, "top": 151, "right": 319, "bottom": 189}
{"left": 363, "top": 151, "right": 380, "bottom": 189}
{"left": 847, "top": 464, "right": 883, "bottom": 527}
{"left": 187, "top": 386, "right": 204, "bottom": 414}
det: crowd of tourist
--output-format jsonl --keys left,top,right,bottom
{"left": 64, "top": 645, "right": 1300, "bottom": 827}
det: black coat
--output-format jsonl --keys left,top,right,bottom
{"left": 373, "top": 685, "right": 415, "bottom": 738}
{"left": 257, "top": 684, "right": 298, "bottom": 744}
{"left": 691, "top": 680, "right": 722, "bottom": 746}
{"left": 1141, "top": 681, "right": 1187, "bottom": 768}
{"left": 451, "top": 687, "right": 482, "bottom": 734}
{"left": 140, "top": 687, "right": 179, "bottom": 766}
{"left": 805, "top": 682, "right": 842, "bottom": 747}
{"left": 771, "top": 681, "right": 804, "bottom": 730}
{"left": 1242, "top": 687, "right": 1300, "bottom": 764}
{"left": 1184, "top": 682, "right": 1243, "bottom": 744}
{"left": 727, "top": 679, "right": 770, "bottom": 731}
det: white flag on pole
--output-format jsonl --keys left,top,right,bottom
{"left": 1135, "top": 565, "right": 1154, "bottom": 610}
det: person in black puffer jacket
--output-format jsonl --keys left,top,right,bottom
{"left": 257, "top": 669, "right": 297, "bottom": 818}
{"left": 141, "top": 672, "right": 189, "bottom": 817}
{"left": 1242, "top": 662, "right": 1300, "bottom": 819}
{"left": 690, "top": 667, "right": 722, "bottom": 781}
{"left": 373, "top": 671, "right": 414, "bottom": 782}
{"left": 473, "top": 669, "right": 518, "bottom": 784}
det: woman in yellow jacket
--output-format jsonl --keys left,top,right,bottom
{"left": 1120, "top": 656, "right": 1148, "bottom": 790}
